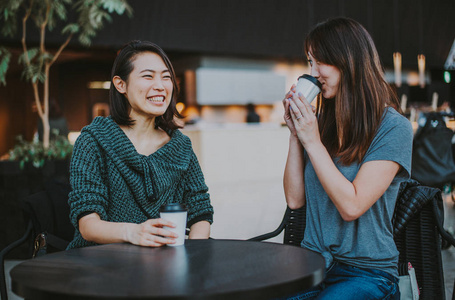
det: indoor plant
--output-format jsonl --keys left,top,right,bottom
{"left": 0, "top": 0, "right": 132, "bottom": 149}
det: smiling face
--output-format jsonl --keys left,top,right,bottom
{"left": 113, "top": 51, "right": 173, "bottom": 120}
{"left": 308, "top": 51, "right": 341, "bottom": 99}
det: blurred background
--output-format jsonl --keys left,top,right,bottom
{"left": 0, "top": 0, "right": 454, "bottom": 240}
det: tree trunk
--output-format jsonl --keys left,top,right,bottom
{"left": 42, "top": 113, "right": 50, "bottom": 149}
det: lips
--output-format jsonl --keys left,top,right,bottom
{"left": 147, "top": 96, "right": 165, "bottom": 102}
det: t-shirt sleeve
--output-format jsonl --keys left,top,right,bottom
{"left": 362, "top": 110, "right": 413, "bottom": 181}
{"left": 68, "top": 132, "right": 109, "bottom": 229}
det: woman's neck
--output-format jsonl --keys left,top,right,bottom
{"left": 120, "top": 116, "right": 170, "bottom": 156}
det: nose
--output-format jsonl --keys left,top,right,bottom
{"left": 153, "top": 78, "right": 165, "bottom": 91}
{"left": 310, "top": 65, "right": 320, "bottom": 79}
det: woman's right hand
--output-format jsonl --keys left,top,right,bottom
{"left": 126, "top": 218, "right": 178, "bottom": 247}
{"left": 283, "top": 85, "right": 297, "bottom": 136}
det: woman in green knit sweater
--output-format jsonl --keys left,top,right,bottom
{"left": 67, "top": 40, "right": 214, "bottom": 249}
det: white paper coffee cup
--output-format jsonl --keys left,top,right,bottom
{"left": 160, "top": 203, "right": 188, "bottom": 246}
{"left": 295, "top": 74, "right": 322, "bottom": 104}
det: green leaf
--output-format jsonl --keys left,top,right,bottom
{"left": 7, "top": 134, "right": 73, "bottom": 169}
{"left": 101, "top": 0, "right": 133, "bottom": 17}
{"left": 53, "top": 0, "right": 69, "bottom": 21}
{"left": 18, "top": 48, "right": 39, "bottom": 64}
{"left": 0, "top": 47, "right": 11, "bottom": 86}
{"left": 0, "top": 0, "right": 133, "bottom": 89}
{"left": 42, "top": 52, "right": 54, "bottom": 62}
{"left": 62, "top": 23, "right": 80, "bottom": 34}
{"left": 23, "top": 64, "right": 46, "bottom": 84}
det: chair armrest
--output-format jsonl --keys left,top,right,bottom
{"left": 0, "top": 220, "right": 33, "bottom": 300}
{"left": 432, "top": 196, "right": 455, "bottom": 248}
{"left": 248, "top": 207, "right": 292, "bottom": 242}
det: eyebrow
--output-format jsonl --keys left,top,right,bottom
{"left": 139, "top": 69, "right": 170, "bottom": 74}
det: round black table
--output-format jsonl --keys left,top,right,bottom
{"left": 10, "top": 239, "right": 325, "bottom": 300}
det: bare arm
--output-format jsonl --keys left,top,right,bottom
{"left": 305, "top": 141, "right": 400, "bottom": 221}
{"left": 288, "top": 91, "right": 400, "bottom": 221}
{"left": 78, "top": 213, "right": 178, "bottom": 247}
{"left": 282, "top": 87, "right": 306, "bottom": 209}
{"left": 188, "top": 220, "right": 211, "bottom": 239}
{"left": 283, "top": 135, "right": 306, "bottom": 209}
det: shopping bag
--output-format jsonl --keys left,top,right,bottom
{"left": 398, "top": 262, "right": 419, "bottom": 300}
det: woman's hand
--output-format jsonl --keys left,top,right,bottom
{"left": 283, "top": 85, "right": 298, "bottom": 136}
{"left": 126, "top": 218, "right": 178, "bottom": 247}
{"left": 288, "top": 91, "right": 321, "bottom": 150}
{"left": 79, "top": 213, "right": 178, "bottom": 247}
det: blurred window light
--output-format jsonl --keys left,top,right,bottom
{"left": 444, "top": 38, "right": 455, "bottom": 70}
{"left": 176, "top": 102, "right": 185, "bottom": 114}
{"left": 88, "top": 81, "right": 111, "bottom": 89}
{"left": 444, "top": 71, "right": 451, "bottom": 84}
{"left": 68, "top": 131, "right": 81, "bottom": 145}
{"left": 407, "top": 71, "right": 420, "bottom": 86}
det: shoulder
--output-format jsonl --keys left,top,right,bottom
{"left": 377, "top": 107, "right": 413, "bottom": 138}
{"left": 364, "top": 107, "right": 413, "bottom": 177}
{"left": 78, "top": 117, "right": 126, "bottom": 145}
{"left": 367, "top": 107, "right": 413, "bottom": 155}
{"left": 382, "top": 107, "right": 412, "bottom": 129}
{"left": 83, "top": 116, "right": 118, "bottom": 134}
{"left": 73, "top": 117, "right": 120, "bottom": 154}
{"left": 170, "top": 129, "right": 193, "bottom": 147}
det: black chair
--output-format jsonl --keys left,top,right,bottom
{"left": 0, "top": 179, "right": 73, "bottom": 300}
{"left": 249, "top": 180, "right": 455, "bottom": 300}
{"left": 249, "top": 205, "right": 306, "bottom": 245}
{"left": 393, "top": 180, "right": 455, "bottom": 300}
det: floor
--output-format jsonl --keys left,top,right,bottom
{"left": 3, "top": 194, "right": 455, "bottom": 300}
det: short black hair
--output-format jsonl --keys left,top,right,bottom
{"left": 109, "top": 40, "right": 182, "bottom": 132}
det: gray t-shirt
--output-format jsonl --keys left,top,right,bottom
{"left": 302, "top": 107, "right": 413, "bottom": 277}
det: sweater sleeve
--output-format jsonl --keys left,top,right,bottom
{"left": 68, "top": 132, "right": 110, "bottom": 230}
{"left": 183, "top": 151, "right": 214, "bottom": 227}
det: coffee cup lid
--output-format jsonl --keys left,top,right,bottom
{"left": 298, "top": 74, "right": 322, "bottom": 89}
{"left": 160, "top": 203, "right": 187, "bottom": 212}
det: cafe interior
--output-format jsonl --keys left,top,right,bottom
{"left": 1, "top": 0, "right": 455, "bottom": 299}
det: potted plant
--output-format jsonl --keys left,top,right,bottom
{"left": 0, "top": 0, "right": 132, "bottom": 149}
{"left": 0, "top": 0, "right": 132, "bottom": 258}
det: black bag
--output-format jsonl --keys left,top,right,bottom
{"left": 411, "top": 112, "right": 455, "bottom": 188}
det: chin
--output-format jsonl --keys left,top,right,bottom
{"left": 322, "top": 93, "right": 335, "bottom": 99}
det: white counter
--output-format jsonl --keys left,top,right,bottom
{"left": 182, "top": 123, "right": 290, "bottom": 242}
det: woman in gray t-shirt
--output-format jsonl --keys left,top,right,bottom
{"left": 282, "top": 17, "right": 413, "bottom": 300}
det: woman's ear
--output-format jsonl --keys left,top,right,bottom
{"left": 112, "top": 76, "right": 126, "bottom": 94}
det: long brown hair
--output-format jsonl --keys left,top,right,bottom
{"left": 305, "top": 17, "right": 401, "bottom": 165}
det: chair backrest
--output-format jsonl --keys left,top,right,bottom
{"left": 393, "top": 180, "right": 454, "bottom": 300}
{"left": 394, "top": 198, "right": 445, "bottom": 299}
{"left": 21, "top": 179, "right": 74, "bottom": 253}
{"left": 283, "top": 206, "right": 306, "bottom": 246}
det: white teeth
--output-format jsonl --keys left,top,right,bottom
{"left": 148, "top": 96, "right": 165, "bottom": 102}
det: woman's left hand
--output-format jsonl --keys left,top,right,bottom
{"left": 288, "top": 91, "right": 321, "bottom": 149}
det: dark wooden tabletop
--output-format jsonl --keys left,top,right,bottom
{"left": 10, "top": 239, "right": 325, "bottom": 300}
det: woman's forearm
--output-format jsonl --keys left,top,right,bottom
{"left": 79, "top": 213, "right": 134, "bottom": 244}
{"left": 283, "top": 135, "right": 306, "bottom": 209}
{"left": 188, "top": 220, "right": 211, "bottom": 239}
{"left": 79, "top": 213, "right": 180, "bottom": 246}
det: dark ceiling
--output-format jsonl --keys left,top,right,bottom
{"left": 2, "top": 0, "right": 454, "bottom": 70}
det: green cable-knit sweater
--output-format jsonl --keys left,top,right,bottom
{"left": 67, "top": 116, "right": 214, "bottom": 249}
